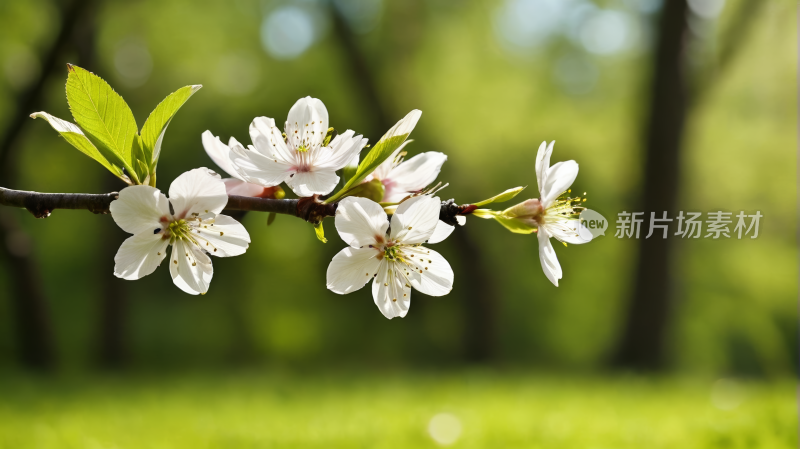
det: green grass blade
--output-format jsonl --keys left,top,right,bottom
{"left": 65, "top": 64, "right": 139, "bottom": 181}
{"left": 140, "top": 85, "right": 202, "bottom": 169}
{"left": 324, "top": 110, "right": 421, "bottom": 204}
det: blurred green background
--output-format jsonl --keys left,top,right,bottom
{"left": 0, "top": 0, "right": 796, "bottom": 447}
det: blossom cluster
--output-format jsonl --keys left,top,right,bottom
{"left": 109, "top": 97, "right": 595, "bottom": 318}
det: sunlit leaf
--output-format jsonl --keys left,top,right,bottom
{"left": 140, "top": 85, "right": 202, "bottom": 170}
{"left": 473, "top": 186, "right": 526, "bottom": 207}
{"left": 30, "top": 111, "right": 130, "bottom": 184}
{"left": 65, "top": 64, "right": 139, "bottom": 182}
{"left": 324, "top": 110, "right": 421, "bottom": 204}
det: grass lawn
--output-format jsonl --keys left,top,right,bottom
{"left": 0, "top": 370, "right": 794, "bottom": 448}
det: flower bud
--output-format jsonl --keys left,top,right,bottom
{"left": 503, "top": 198, "right": 544, "bottom": 227}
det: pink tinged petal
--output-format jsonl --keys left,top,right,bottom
{"left": 541, "top": 160, "right": 579, "bottom": 207}
{"left": 326, "top": 246, "right": 382, "bottom": 294}
{"left": 169, "top": 240, "right": 213, "bottom": 295}
{"left": 285, "top": 97, "right": 328, "bottom": 150}
{"left": 201, "top": 131, "right": 239, "bottom": 179}
{"left": 286, "top": 170, "right": 340, "bottom": 197}
{"left": 222, "top": 178, "right": 270, "bottom": 197}
{"left": 535, "top": 140, "right": 555, "bottom": 199}
{"left": 168, "top": 168, "right": 229, "bottom": 218}
{"left": 386, "top": 151, "right": 447, "bottom": 198}
{"left": 390, "top": 195, "right": 441, "bottom": 245}
{"left": 404, "top": 246, "right": 453, "bottom": 296}
{"left": 372, "top": 260, "right": 411, "bottom": 319}
{"left": 194, "top": 214, "right": 250, "bottom": 257}
{"left": 334, "top": 196, "right": 389, "bottom": 248}
{"left": 546, "top": 220, "right": 593, "bottom": 245}
{"left": 537, "top": 229, "right": 562, "bottom": 287}
{"left": 110, "top": 185, "right": 171, "bottom": 235}
{"left": 113, "top": 233, "right": 169, "bottom": 280}
{"left": 228, "top": 147, "right": 294, "bottom": 187}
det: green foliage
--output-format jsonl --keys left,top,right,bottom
{"left": 65, "top": 64, "right": 140, "bottom": 183}
{"left": 324, "top": 110, "right": 421, "bottom": 204}
{"left": 31, "top": 65, "right": 200, "bottom": 186}
{"left": 29, "top": 112, "right": 130, "bottom": 183}
{"left": 140, "top": 85, "right": 202, "bottom": 184}
{"left": 340, "top": 178, "right": 384, "bottom": 203}
{"left": 0, "top": 373, "right": 794, "bottom": 448}
{"left": 473, "top": 186, "right": 526, "bottom": 207}
{"left": 314, "top": 221, "right": 327, "bottom": 243}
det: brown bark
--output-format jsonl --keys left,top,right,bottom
{"left": 611, "top": 0, "right": 689, "bottom": 370}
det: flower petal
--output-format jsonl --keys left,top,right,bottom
{"left": 326, "top": 246, "right": 382, "bottom": 294}
{"left": 334, "top": 196, "right": 389, "bottom": 248}
{"left": 201, "top": 131, "right": 239, "bottom": 179}
{"left": 169, "top": 240, "right": 213, "bottom": 295}
{"left": 541, "top": 160, "right": 579, "bottom": 207}
{"left": 383, "top": 152, "right": 447, "bottom": 203}
{"left": 286, "top": 170, "right": 340, "bottom": 197}
{"left": 249, "top": 116, "right": 294, "bottom": 160}
{"left": 390, "top": 195, "right": 441, "bottom": 244}
{"left": 427, "top": 221, "right": 454, "bottom": 244}
{"left": 404, "top": 246, "right": 453, "bottom": 296}
{"left": 546, "top": 220, "right": 593, "bottom": 245}
{"left": 113, "top": 232, "right": 169, "bottom": 280}
{"left": 537, "top": 229, "right": 562, "bottom": 287}
{"left": 285, "top": 97, "right": 328, "bottom": 150}
{"left": 371, "top": 260, "right": 411, "bottom": 319}
{"left": 315, "top": 129, "right": 369, "bottom": 171}
{"left": 194, "top": 214, "right": 250, "bottom": 257}
{"left": 535, "top": 140, "right": 554, "bottom": 198}
{"left": 110, "top": 185, "right": 171, "bottom": 235}
{"left": 222, "top": 178, "right": 270, "bottom": 197}
{"left": 228, "top": 145, "right": 294, "bottom": 187}
{"left": 168, "top": 168, "right": 229, "bottom": 218}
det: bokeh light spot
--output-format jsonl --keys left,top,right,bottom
{"left": 428, "top": 413, "right": 462, "bottom": 446}
{"left": 261, "top": 6, "right": 315, "bottom": 60}
{"left": 579, "top": 10, "right": 631, "bottom": 55}
{"left": 710, "top": 378, "right": 745, "bottom": 411}
{"left": 688, "top": 0, "right": 726, "bottom": 20}
{"left": 113, "top": 38, "right": 153, "bottom": 88}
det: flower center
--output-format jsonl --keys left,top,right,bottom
{"left": 297, "top": 144, "right": 310, "bottom": 153}
{"left": 545, "top": 189, "right": 587, "bottom": 221}
{"left": 383, "top": 243, "right": 401, "bottom": 261}
{"left": 168, "top": 219, "right": 193, "bottom": 243}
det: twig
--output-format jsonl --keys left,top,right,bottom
{"left": 0, "top": 187, "right": 473, "bottom": 223}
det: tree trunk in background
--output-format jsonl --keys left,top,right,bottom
{"left": 0, "top": 0, "right": 96, "bottom": 370}
{"left": 611, "top": 0, "right": 689, "bottom": 370}
{"left": 330, "top": 1, "right": 498, "bottom": 362}
{"left": 71, "top": 0, "right": 130, "bottom": 369}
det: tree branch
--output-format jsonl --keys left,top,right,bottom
{"left": 0, "top": 187, "right": 472, "bottom": 223}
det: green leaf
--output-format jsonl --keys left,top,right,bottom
{"left": 324, "top": 110, "right": 421, "bottom": 204}
{"left": 313, "top": 221, "right": 327, "bottom": 243}
{"left": 339, "top": 178, "right": 384, "bottom": 202}
{"left": 492, "top": 214, "right": 537, "bottom": 235}
{"left": 140, "top": 85, "right": 202, "bottom": 170}
{"left": 473, "top": 186, "right": 527, "bottom": 207}
{"left": 65, "top": 64, "right": 139, "bottom": 180}
{"left": 30, "top": 111, "right": 130, "bottom": 183}
{"left": 267, "top": 212, "right": 277, "bottom": 226}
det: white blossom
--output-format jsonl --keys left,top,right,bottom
{"left": 110, "top": 168, "right": 251, "bottom": 295}
{"left": 366, "top": 145, "right": 448, "bottom": 203}
{"left": 326, "top": 196, "right": 454, "bottom": 319}
{"left": 225, "top": 97, "right": 368, "bottom": 197}
{"left": 202, "top": 131, "right": 278, "bottom": 197}
{"left": 505, "top": 141, "right": 592, "bottom": 286}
